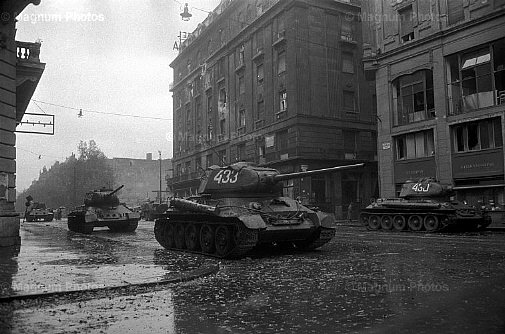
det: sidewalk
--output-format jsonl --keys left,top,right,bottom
{"left": 0, "top": 221, "right": 219, "bottom": 301}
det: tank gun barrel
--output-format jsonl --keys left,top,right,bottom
{"left": 107, "top": 185, "right": 124, "bottom": 197}
{"left": 272, "top": 163, "right": 364, "bottom": 182}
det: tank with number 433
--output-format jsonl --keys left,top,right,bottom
{"left": 154, "top": 162, "right": 364, "bottom": 258}
{"left": 360, "top": 178, "right": 491, "bottom": 232}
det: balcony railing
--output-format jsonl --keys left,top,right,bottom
{"left": 17, "top": 41, "right": 42, "bottom": 63}
{"left": 449, "top": 90, "right": 505, "bottom": 115}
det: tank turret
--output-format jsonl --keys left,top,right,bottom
{"left": 399, "top": 178, "right": 454, "bottom": 199}
{"left": 198, "top": 162, "right": 365, "bottom": 196}
{"left": 84, "top": 185, "right": 124, "bottom": 207}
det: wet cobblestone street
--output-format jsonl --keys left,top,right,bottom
{"left": 1, "top": 221, "right": 505, "bottom": 333}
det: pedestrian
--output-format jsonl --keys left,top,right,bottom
{"left": 347, "top": 202, "right": 354, "bottom": 223}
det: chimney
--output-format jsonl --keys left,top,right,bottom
{"left": 146, "top": 153, "right": 152, "bottom": 161}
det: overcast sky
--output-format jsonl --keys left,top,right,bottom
{"left": 15, "top": 0, "right": 221, "bottom": 190}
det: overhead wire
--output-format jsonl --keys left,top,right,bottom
{"left": 30, "top": 99, "right": 173, "bottom": 121}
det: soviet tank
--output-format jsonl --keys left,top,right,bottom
{"left": 25, "top": 200, "right": 54, "bottom": 222}
{"left": 360, "top": 178, "right": 491, "bottom": 232}
{"left": 67, "top": 185, "right": 140, "bottom": 234}
{"left": 154, "top": 162, "right": 364, "bottom": 259}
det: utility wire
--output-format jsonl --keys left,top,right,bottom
{"left": 31, "top": 100, "right": 173, "bottom": 121}
{"left": 17, "top": 147, "right": 67, "bottom": 160}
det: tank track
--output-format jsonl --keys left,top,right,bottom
{"left": 154, "top": 215, "right": 259, "bottom": 259}
{"left": 360, "top": 212, "right": 453, "bottom": 233}
{"left": 294, "top": 226, "right": 336, "bottom": 250}
{"left": 67, "top": 212, "right": 93, "bottom": 234}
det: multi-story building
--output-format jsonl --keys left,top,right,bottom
{"left": 363, "top": 0, "right": 505, "bottom": 208}
{"left": 0, "top": 0, "right": 45, "bottom": 246}
{"left": 169, "top": 0, "right": 377, "bottom": 218}
{"left": 108, "top": 154, "right": 172, "bottom": 205}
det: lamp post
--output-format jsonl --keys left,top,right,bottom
{"left": 158, "top": 150, "right": 162, "bottom": 204}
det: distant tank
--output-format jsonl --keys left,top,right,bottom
{"left": 25, "top": 200, "right": 54, "bottom": 222}
{"left": 360, "top": 178, "right": 491, "bottom": 232}
{"left": 154, "top": 162, "right": 364, "bottom": 259}
{"left": 67, "top": 185, "right": 140, "bottom": 234}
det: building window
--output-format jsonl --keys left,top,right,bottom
{"left": 184, "top": 161, "right": 192, "bottom": 175}
{"left": 257, "top": 64, "right": 264, "bottom": 84}
{"left": 239, "top": 108, "right": 246, "bottom": 128}
{"left": 219, "top": 118, "right": 226, "bottom": 135}
{"left": 399, "top": 6, "right": 414, "bottom": 43}
{"left": 342, "top": 52, "right": 354, "bottom": 74}
{"left": 341, "top": 19, "right": 353, "bottom": 41}
{"left": 257, "top": 100, "right": 265, "bottom": 119}
{"left": 279, "top": 91, "right": 287, "bottom": 112}
{"left": 254, "top": 30, "right": 264, "bottom": 52}
{"left": 219, "top": 87, "right": 227, "bottom": 111}
{"left": 452, "top": 118, "right": 503, "bottom": 153}
{"left": 396, "top": 130, "right": 435, "bottom": 160}
{"left": 218, "top": 149, "right": 227, "bottom": 164}
{"left": 206, "top": 153, "right": 213, "bottom": 167}
{"left": 176, "top": 164, "right": 182, "bottom": 177}
{"left": 343, "top": 90, "right": 356, "bottom": 112}
{"left": 237, "top": 143, "right": 246, "bottom": 161}
{"left": 238, "top": 74, "right": 245, "bottom": 95}
{"left": 237, "top": 44, "right": 245, "bottom": 66}
{"left": 207, "top": 94, "right": 213, "bottom": 114}
{"left": 392, "top": 70, "right": 435, "bottom": 125}
{"left": 278, "top": 51, "right": 286, "bottom": 74}
{"left": 447, "top": 38, "right": 505, "bottom": 115}
{"left": 218, "top": 58, "right": 225, "bottom": 79}
{"left": 447, "top": 0, "right": 464, "bottom": 25}
{"left": 277, "top": 130, "right": 288, "bottom": 154}
{"left": 343, "top": 130, "right": 358, "bottom": 159}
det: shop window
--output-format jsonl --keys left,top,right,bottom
{"left": 396, "top": 130, "right": 435, "bottom": 160}
{"left": 452, "top": 117, "right": 503, "bottom": 153}
{"left": 392, "top": 70, "right": 434, "bottom": 125}
{"left": 447, "top": 38, "right": 505, "bottom": 115}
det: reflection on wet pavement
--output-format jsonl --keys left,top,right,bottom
{"left": 0, "top": 220, "right": 214, "bottom": 296}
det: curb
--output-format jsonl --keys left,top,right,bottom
{"left": 0, "top": 263, "right": 220, "bottom": 303}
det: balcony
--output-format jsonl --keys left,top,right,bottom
{"left": 16, "top": 41, "right": 45, "bottom": 124}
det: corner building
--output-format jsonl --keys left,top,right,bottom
{"left": 363, "top": 0, "right": 505, "bottom": 207}
{"left": 169, "top": 0, "right": 378, "bottom": 219}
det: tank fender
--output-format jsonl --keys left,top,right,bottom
{"left": 315, "top": 211, "right": 336, "bottom": 228}
{"left": 238, "top": 214, "right": 267, "bottom": 229}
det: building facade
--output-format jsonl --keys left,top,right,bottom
{"left": 108, "top": 154, "right": 172, "bottom": 206}
{"left": 0, "top": 0, "right": 45, "bottom": 246}
{"left": 363, "top": 0, "right": 505, "bottom": 208}
{"left": 169, "top": 0, "right": 377, "bottom": 219}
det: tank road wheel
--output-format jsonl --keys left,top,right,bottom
{"left": 423, "top": 215, "right": 439, "bottom": 232}
{"left": 200, "top": 224, "right": 215, "bottom": 254}
{"left": 393, "top": 215, "right": 406, "bottom": 231}
{"left": 360, "top": 214, "right": 369, "bottom": 227}
{"left": 185, "top": 224, "right": 200, "bottom": 251}
{"left": 154, "top": 220, "right": 175, "bottom": 249}
{"left": 174, "top": 223, "right": 186, "bottom": 249}
{"left": 380, "top": 215, "right": 393, "bottom": 230}
{"left": 368, "top": 215, "right": 381, "bottom": 230}
{"left": 408, "top": 215, "right": 423, "bottom": 231}
{"left": 215, "top": 225, "right": 233, "bottom": 257}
